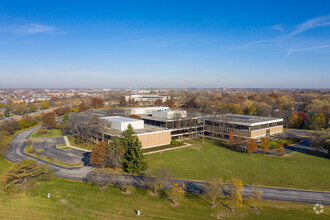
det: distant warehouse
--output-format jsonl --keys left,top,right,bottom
{"left": 124, "top": 95, "right": 169, "bottom": 103}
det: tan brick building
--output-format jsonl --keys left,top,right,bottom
{"left": 205, "top": 114, "right": 283, "bottom": 140}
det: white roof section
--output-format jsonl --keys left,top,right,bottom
{"left": 103, "top": 116, "right": 140, "bottom": 123}
{"left": 101, "top": 116, "right": 144, "bottom": 131}
{"left": 125, "top": 106, "right": 169, "bottom": 115}
{"left": 206, "top": 114, "right": 283, "bottom": 126}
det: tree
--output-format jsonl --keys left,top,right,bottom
{"left": 92, "top": 98, "right": 104, "bottom": 108}
{"left": 146, "top": 167, "right": 172, "bottom": 196}
{"left": 230, "top": 178, "right": 244, "bottom": 211}
{"left": 316, "top": 113, "right": 326, "bottom": 129}
{"left": 279, "top": 95, "right": 294, "bottom": 110}
{"left": 0, "top": 159, "right": 53, "bottom": 192}
{"left": 130, "top": 114, "right": 142, "bottom": 120}
{"left": 108, "top": 136, "right": 125, "bottom": 170}
{"left": 250, "top": 185, "right": 263, "bottom": 210}
{"left": 40, "top": 100, "right": 50, "bottom": 109}
{"left": 187, "top": 97, "right": 197, "bottom": 109}
{"left": 204, "top": 178, "right": 224, "bottom": 208}
{"left": 228, "top": 130, "right": 235, "bottom": 148}
{"left": 89, "top": 141, "right": 109, "bottom": 168}
{"left": 169, "top": 183, "right": 186, "bottom": 206}
{"left": 42, "top": 111, "right": 57, "bottom": 129}
{"left": 288, "top": 112, "right": 304, "bottom": 128}
{"left": 276, "top": 142, "right": 285, "bottom": 156}
{"left": 4, "top": 108, "right": 11, "bottom": 117}
{"left": 246, "top": 138, "right": 258, "bottom": 154}
{"left": 122, "top": 124, "right": 148, "bottom": 173}
{"left": 119, "top": 98, "right": 127, "bottom": 107}
{"left": 154, "top": 99, "right": 163, "bottom": 106}
{"left": 260, "top": 138, "right": 269, "bottom": 154}
{"left": 166, "top": 99, "right": 175, "bottom": 108}
{"left": 54, "top": 106, "right": 70, "bottom": 116}
{"left": 79, "top": 103, "right": 89, "bottom": 111}
{"left": 313, "top": 129, "right": 329, "bottom": 156}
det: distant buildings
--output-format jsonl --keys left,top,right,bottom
{"left": 124, "top": 95, "right": 169, "bottom": 103}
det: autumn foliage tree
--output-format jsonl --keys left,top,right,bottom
{"left": 260, "top": 138, "right": 269, "bottom": 154}
{"left": 154, "top": 99, "right": 163, "bottom": 106}
{"left": 166, "top": 99, "right": 175, "bottom": 108}
{"left": 92, "top": 98, "right": 104, "bottom": 108}
{"left": 246, "top": 138, "right": 258, "bottom": 154}
{"left": 169, "top": 183, "right": 186, "bottom": 206}
{"left": 316, "top": 113, "right": 326, "bottom": 129}
{"left": 42, "top": 111, "right": 57, "bottom": 129}
{"left": 89, "top": 141, "right": 109, "bottom": 168}
{"left": 230, "top": 178, "right": 244, "bottom": 211}
{"left": 228, "top": 130, "right": 235, "bottom": 148}
{"left": 276, "top": 142, "right": 285, "bottom": 156}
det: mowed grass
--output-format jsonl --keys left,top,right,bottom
{"left": 0, "top": 158, "right": 329, "bottom": 219}
{"left": 147, "top": 140, "right": 330, "bottom": 191}
{"left": 30, "top": 129, "right": 64, "bottom": 139}
{"left": 68, "top": 136, "right": 94, "bottom": 151}
{"left": 0, "top": 156, "right": 12, "bottom": 175}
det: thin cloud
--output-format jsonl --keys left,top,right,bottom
{"left": 287, "top": 44, "right": 330, "bottom": 55}
{"left": 269, "top": 24, "right": 285, "bottom": 32}
{"left": 233, "top": 14, "right": 330, "bottom": 52}
{"left": 15, "top": 23, "right": 55, "bottom": 34}
{"left": 0, "top": 23, "right": 56, "bottom": 35}
{"left": 290, "top": 14, "right": 330, "bottom": 36}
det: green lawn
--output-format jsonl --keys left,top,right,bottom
{"left": 30, "top": 129, "right": 64, "bottom": 139}
{"left": 0, "top": 157, "right": 329, "bottom": 219}
{"left": 68, "top": 135, "right": 94, "bottom": 151}
{"left": 147, "top": 140, "right": 330, "bottom": 191}
{"left": 0, "top": 157, "right": 12, "bottom": 175}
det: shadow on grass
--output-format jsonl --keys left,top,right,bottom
{"left": 290, "top": 148, "right": 329, "bottom": 159}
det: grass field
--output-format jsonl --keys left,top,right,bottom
{"left": 147, "top": 140, "right": 330, "bottom": 191}
{"left": 0, "top": 158, "right": 328, "bottom": 219}
{"left": 30, "top": 129, "right": 64, "bottom": 139}
{"left": 68, "top": 136, "right": 94, "bottom": 151}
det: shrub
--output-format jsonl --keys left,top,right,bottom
{"left": 171, "top": 140, "right": 184, "bottom": 146}
{"left": 0, "top": 159, "right": 53, "bottom": 192}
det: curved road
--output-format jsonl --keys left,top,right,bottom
{"left": 5, "top": 126, "right": 330, "bottom": 205}
{"left": 5, "top": 125, "right": 92, "bottom": 180}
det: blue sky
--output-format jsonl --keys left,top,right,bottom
{"left": 0, "top": 0, "right": 330, "bottom": 88}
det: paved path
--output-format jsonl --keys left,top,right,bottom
{"left": 5, "top": 126, "right": 92, "bottom": 180}
{"left": 64, "top": 136, "right": 91, "bottom": 152}
{"left": 5, "top": 126, "right": 330, "bottom": 205}
{"left": 91, "top": 172, "right": 330, "bottom": 205}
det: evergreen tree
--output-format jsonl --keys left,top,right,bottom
{"left": 121, "top": 124, "right": 148, "bottom": 173}
{"left": 121, "top": 124, "right": 137, "bottom": 150}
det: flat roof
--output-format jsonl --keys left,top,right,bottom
{"left": 205, "top": 114, "right": 283, "bottom": 126}
{"left": 140, "top": 114, "right": 197, "bottom": 122}
{"left": 102, "top": 116, "right": 140, "bottom": 123}
{"left": 102, "top": 124, "right": 168, "bottom": 135}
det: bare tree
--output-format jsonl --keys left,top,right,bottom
{"left": 250, "top": 185, "right": 262, "bottom": 210}
{"left": 204, "top": 178, "right": 224, "bottom": 207}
